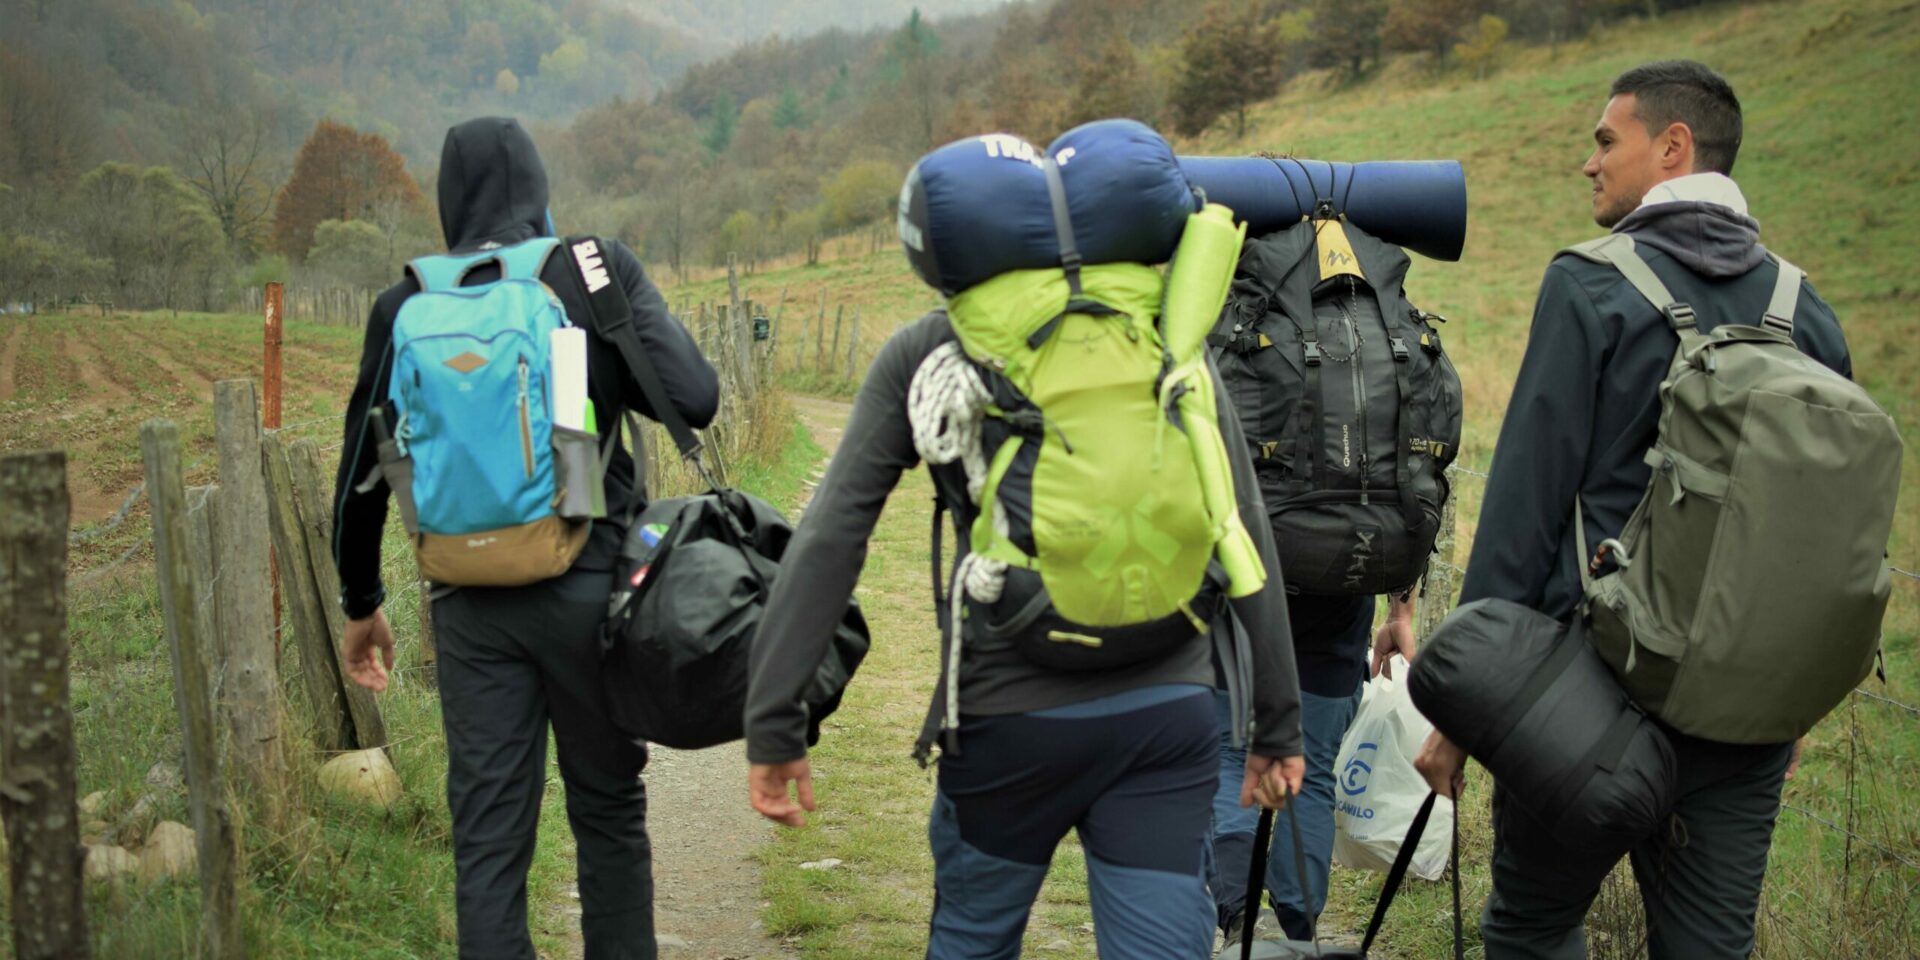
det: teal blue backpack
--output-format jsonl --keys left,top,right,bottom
{"left": 368, "top": 236, "right": 604, "bottom": 586}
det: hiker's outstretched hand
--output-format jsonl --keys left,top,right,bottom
{"left": 750, "top": 760, "right": 816, "bottom": 827}
{"left": 343, "top": 609, "right": 395, "bottom": 693}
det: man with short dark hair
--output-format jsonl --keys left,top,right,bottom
{"left": 1415, "top": 60, "right": 1851, "bottom": 959}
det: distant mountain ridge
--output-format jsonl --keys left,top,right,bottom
{"left": 619, "top": 0, "right": 1014, "bottom": 47}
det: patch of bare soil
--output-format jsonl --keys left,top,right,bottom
{"left": 0, "top": 320, "right": 24, "bottom": 401}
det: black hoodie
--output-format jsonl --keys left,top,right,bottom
{"left": 331, "top": 118, "right": 719, "bottom": 618}
{"left": 1460, "top": 192, "right": 1851, "bottom": 618}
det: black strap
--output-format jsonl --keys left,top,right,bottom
{"left": 930, "top": 497, "right": 948, "bottom": 631}
{"left": 1451, "top": 795, "right": 1463, "bottom": 960}
{"left": 1359, "top": 791, "right": 1439, "bottom": 954}
{"left": 559, "top": 236, "right": 706, "bottom": 481}
{"left": 1298, "top": 330, "right": 1323, "bottom": 485}
{"left": 1241, "top": 790, "right": 1319, "bottom": 959}
{"left": 1039, "top": 155, "right": 1083, "bottom": 297}
{"left": 1242, "top": 806, "right": 1274, "bottom": 960}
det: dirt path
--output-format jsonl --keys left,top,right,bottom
{"left": 551, "top": 397, "right": 849, "bottom": 960}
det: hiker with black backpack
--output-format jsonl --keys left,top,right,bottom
{"left": 744, "top": 120, "right": 1307, "bottom": 959}
{"left": 1202, "top": 155, "right": 1465, "bottom": 952}
{"left": 1415, "top": 61, "right": 1897, "bottom": 960}
{"left": 332, "top": 117, "right": 719, "bottom": 959}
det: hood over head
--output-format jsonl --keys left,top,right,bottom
{"left": 437, "top": 117, "right": 550, "bottom": 252}
{"left": 1611, "top": 173, "right": 1765, "bottom": 278}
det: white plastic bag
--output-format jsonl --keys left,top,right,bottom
{"left": 1331, "top": 656, "right": 1453, "bottom": 880}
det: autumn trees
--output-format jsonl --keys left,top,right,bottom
{"left": 271, "top": 120, "right": 425, "bottom": 265}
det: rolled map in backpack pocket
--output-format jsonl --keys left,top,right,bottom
{"left": 552, "top": 426, "right": 605, "bottom": 521}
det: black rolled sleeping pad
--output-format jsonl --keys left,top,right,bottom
{"left": 1407, "top": 598, "right": 1676, "bottom": 856}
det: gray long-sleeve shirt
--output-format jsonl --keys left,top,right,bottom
{"left": 744, "top": 310, "right": 1302, "bottom": 765}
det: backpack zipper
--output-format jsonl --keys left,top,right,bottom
{"left": 517, "top": 357, "right": 534, "bottom": 478}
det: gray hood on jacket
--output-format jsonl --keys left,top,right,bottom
{"left": 1613, "top": 198, "right": 1766, "bottom": 278}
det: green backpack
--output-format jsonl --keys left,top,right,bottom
{"left": 910, "top": 206, "right": 1266, "bottom": 742}
{"left": 1564, "top": 235, "right": 1902, "bottom": 744}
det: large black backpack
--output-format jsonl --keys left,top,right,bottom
{"left": 1210, "top": 217, "right": 1462, "bottom": 596}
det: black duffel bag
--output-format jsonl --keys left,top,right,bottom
{"left": 562, "top": 237, "right": 867, "bottom": 750}
{"left": 604, "top": 487, "right": 868, "bottom": 749}
{"left": 1406, "top": 598, "right": 1676, "bottom": 856}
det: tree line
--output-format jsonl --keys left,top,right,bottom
{"left": 544, "top": 0, "right": 1725, "bottom": 279}
{"left": 0, "top": 0, "right": 1728, "bottom": 312}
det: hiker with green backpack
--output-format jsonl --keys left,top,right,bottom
{"left": 744, "top": 120, "right": 1306, "bottom": 959}
{"left": 1414, "top": 61, "right": 1900, "bottom": 959}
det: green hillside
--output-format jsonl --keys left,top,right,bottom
{"left": 660, "top": 0, "right": 1920, "bottom": 955}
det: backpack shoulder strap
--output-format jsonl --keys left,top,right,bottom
{"left": 408, "top": 252, "right": 489, "bottom": 293}
{"left": 1761, "top": 254, "right": 1804, "bottom": 336}
{"left": 495, "top": 236, "right": 562, "bottom": 282}
{"left": 1557, "top": 234, "right": 1697, "bottom": 334}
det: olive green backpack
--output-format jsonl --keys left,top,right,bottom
{"left": 1564, "top": 235, "right": 1902, "bottom": 744}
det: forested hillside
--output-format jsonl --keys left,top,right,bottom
{"left": 546, "top": 0, "right": 1729, "bottom": 277}
{"left": 0, "top": 0, "right": 1741, "bottom": 317}
{"left": 620, "top": 0, "right": 1013, "bottom": 47}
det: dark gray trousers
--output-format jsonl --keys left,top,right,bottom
{"left": 434, "top": 569, "right": 655, "bottom": 960}
{"left": 1481, "top": 731, "right": 1794, "bottom": 960}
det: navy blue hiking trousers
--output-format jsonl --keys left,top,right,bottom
{"left": 928, "top": 684, "right": 1219, "bottom": 959}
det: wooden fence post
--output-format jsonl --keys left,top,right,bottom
{"left": 1416, "top": 472, "right": 1460, "bottom": 642}
{"left": 0, "top": 451, "right": 92, "bottom": 960}
{"left": 263, "top": 283, "right": 284, "bottom": 661}
{"left": 815, "top": 291, "right": 827, "bottom": 372}
{"left": 738, "top": 297, "right": 758, "bottom": 398}
{"left": 140, "top": 422, "right": 244, "bottom": 959}
{"left": 288, "top": 440, "right": 387, "bottom": 749}
{"left": 830, "top": 305, "right": 844, "bottom": 375}
{"left": 769, "top": 286, "right": 787, "bottom": 372}
{"left": 212, "top": 380, "right": 290, "bottom": 801}
{"left": 846, "top": 307, "right": 862, "bottom": 381}
{"left": 261, "top": 435, "right": 355, "bottom": 752}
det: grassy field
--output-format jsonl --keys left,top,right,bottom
{"left": 663, "top": 0, "right": 1920, "bottom": 956}
{"left": 0, "top": 306, "right": 817, "bottom": 955}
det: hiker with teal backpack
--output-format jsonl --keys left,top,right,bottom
{"left": 332, "top": 117, "right": 719, "bottom": 959}
{"left": 743, "top": 120, "right": 1307, "bottom": 959}
{"left": 1415, "top": 61, "right": 1900, "bottom": 959}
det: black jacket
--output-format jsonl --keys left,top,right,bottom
{"left": 1461, "top": 193, "right": 1852, "bottom": 618}
{"left": 331, "top": 117, "right": 719, "bottom": 618}
{"left": 742, "top": 313, "right": 1304, "bottom": 765}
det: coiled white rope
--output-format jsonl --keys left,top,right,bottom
{"left": 908, "top": 341, "right": 1011, "bottom": 737}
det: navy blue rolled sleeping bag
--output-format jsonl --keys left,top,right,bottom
{"left": 898, "top": 119, "right": 1200, "bottom": 296}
